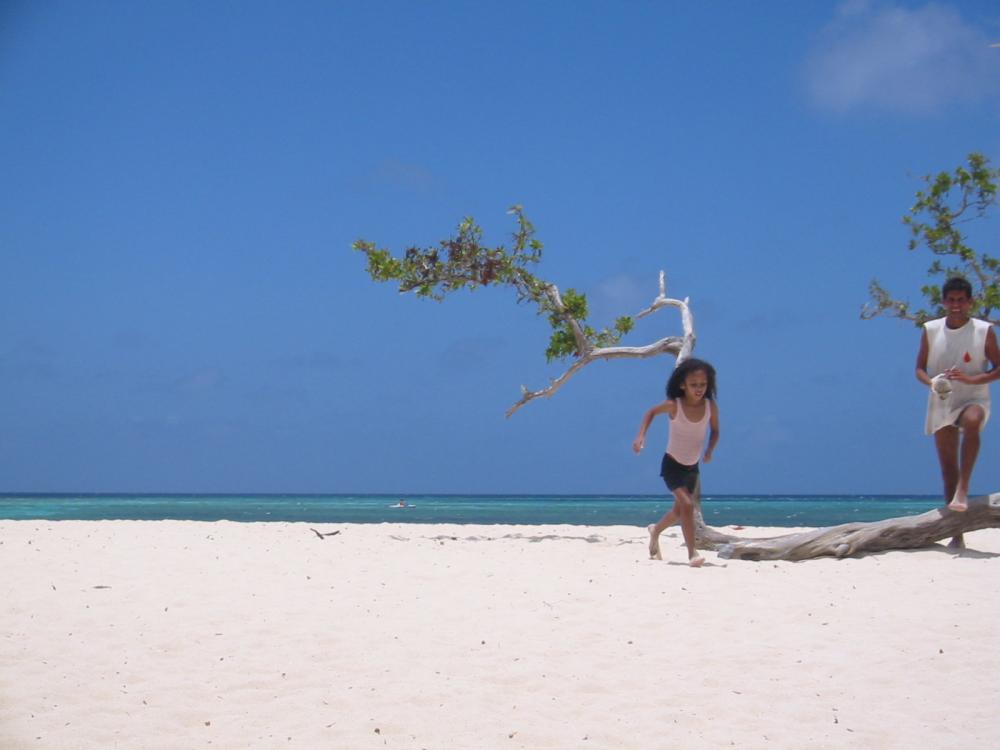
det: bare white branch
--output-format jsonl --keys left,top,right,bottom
{"left": 505, "top": 271, "right": 695, "bottom": 417}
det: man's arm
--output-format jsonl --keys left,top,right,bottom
{"left": 977, "top": 327, "right": 1000, "bottom": 383}
{"left": 987, "top": 327, "right": 1000, "bottom": 371}
{"left": 915, "top": 329, "right": 932, "bottom": 386}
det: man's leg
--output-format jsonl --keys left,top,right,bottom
{"left": 934, "top": 424, "right": 965, "bottom": 547}
{"left": 953, "top": 405, "right": 987, "bottom": 511}
{"left": 934, "top": 426, "right": 960, "bottom": 504}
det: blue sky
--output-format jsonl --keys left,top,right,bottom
{"left": 2, "top": 0, "right": 999, "bottom": 496}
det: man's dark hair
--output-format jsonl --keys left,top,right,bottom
{"left": 942, "top": 276, "right": 973, "bottom": 298}
{"left": 666, "top": 358, "right": 717, "bottom": 400}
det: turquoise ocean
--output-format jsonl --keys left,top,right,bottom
{"left": 0, "top": 493, "right": 943, "bottom": 527}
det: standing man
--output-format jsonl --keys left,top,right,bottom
{"left": 915, "top": 277, "right": 1000, "bottom": 526}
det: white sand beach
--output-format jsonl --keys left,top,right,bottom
{"left": 2, "top": 520, "right": 1000, "bottom": 749}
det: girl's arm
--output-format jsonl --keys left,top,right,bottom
{"left": 632, "top": 400, "right": 674, "bottom": 454}
{"left": 703, "top": 401, "right": 720, "bottom": 463}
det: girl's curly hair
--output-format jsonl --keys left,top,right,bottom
{"left": 666, "top": 358, "right": 717, "bottom": 400}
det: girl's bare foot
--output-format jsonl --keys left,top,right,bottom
{"left": 689, "top": 555, "right": 705, "bottom": 567}
{"left": 647, "top": 524, "right": 662, "bottom": 560}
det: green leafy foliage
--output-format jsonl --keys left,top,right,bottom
{"left": 863, "top": 152, "right": 999, "bottom": 325}
{"left": 353, "top": 207, "right": 635, "bottom": 361}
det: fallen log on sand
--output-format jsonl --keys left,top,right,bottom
{"left": 709, "top": 493, "right": 1000, "bottom": 561}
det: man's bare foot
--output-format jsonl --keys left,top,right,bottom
{"left": 647, "top": 524, "right": 662, "bottom": 560}
{"left": 949, "top": 492, "right": 968, "bottom": 512}
{"left": 689, "top": 555, "right": 705, "bottom": 568}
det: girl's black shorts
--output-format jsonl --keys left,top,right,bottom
{"left": 660, "top": 453, "right": 699, "bottom": 494}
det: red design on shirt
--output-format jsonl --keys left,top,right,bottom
{"left": 964, "top": 352, "right": 972, "bottom": 363}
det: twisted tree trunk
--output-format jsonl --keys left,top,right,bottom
{"left": 687, "top": 479, "right": 745, "bottom": 549}
{"left": 705, "top": 493, "right": 1000, "bottom": 561}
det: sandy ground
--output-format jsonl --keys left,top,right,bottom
{"left": 2, "top": 520, "right": 1000, "bottom": 749}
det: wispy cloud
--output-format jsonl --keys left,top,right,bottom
{"left": 271, "top": 351, "right": 346, "bottom": 371}
{"left": 735, "top": 414, "right": 793, "bottom": 451}
{"left": 0, "top": 340, "right": 58, "bottom": 381}
{"left": 365, "top": 159, "right": 439, "bottom": 194}
{"left": 594, "top": 273, "right": 651, "bottom": 313}
{"left": 440, "top": 335, "right": 506, "bottom": 370}
{"left": 111, "top": 328, "right": 154, "bottom": 351}
{"left": 805, "top": 1, "right": 1000, "bottom": 114}
{"left": 173, "top": 368, "right": 227, "bottom": 394}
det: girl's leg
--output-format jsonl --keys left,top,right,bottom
{"left": 672, "top": 487, "right": 704, "bottom": 567}
{"left": 647, "top": 507, "right": 678, "bottom": 560}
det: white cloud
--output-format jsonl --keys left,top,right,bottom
{"left": 805, "top": 2, "right": 1000, "bottom": 114}
{"left": 173, "top": 368, "right": 226, "bottom": 393}
{"left": 594, "top": 273, "right": 650, "bottom": 312}
{"left": 273, "top": 351, "right": 345, "bottom": 371}
{"left": 367, "top": 159, "right": 438, "bottom": 194}
{"left": 440, "top": 335, "right": 506, "bottom": 370}
{"left": 739, "top": 414, "right": 793, "bottom": 449}
{"left": 0, "top": 339, "right": 58, "bottom": 380}
{"left": 589, "top": 272, "right": 688, "bottom": 339}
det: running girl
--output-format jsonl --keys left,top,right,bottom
{"left": 632, "top": 358, "right": 719, "bottom": 567}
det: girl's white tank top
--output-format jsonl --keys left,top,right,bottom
{"left": 666, "top": 400, "right": 711, "bottom": 466}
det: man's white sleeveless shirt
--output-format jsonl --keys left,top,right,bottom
{"left": 924, "top": 317, "right": 992, "bottom": 434}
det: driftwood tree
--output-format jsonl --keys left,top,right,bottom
{"left": 354, "top": 206, "right": 695, "bottom": 417}
{"left": 355, "top": 207, "right": 1000, "bottom": 560}
{"left": 713, "top": 493, "right": 1000, "bottom": 561}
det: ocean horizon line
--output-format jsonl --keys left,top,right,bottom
{"left": 0, "top": 491, "right": 943, "bottom": 500}
{"left": 0, "top": 492, "right": 947, "bottom": 527}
